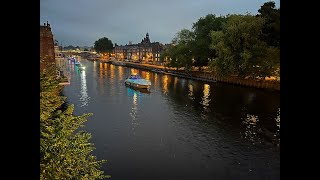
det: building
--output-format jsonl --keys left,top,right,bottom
{"left": 40, "top": 21, "right": 55, "bottom": 63}
{"left": 54, "top": 39, "right": 61, "bottom": 57}
{"left": 113, "top": 33, "right": 164, "bottom": 64}
{"left": 40, "top": 21, "right": 57, "bottom": 71}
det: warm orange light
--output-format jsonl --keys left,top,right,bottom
{"left": 162, "top": 75, "right": 168, "bottom": 94}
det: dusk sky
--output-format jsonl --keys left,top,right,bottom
{"left": 40, "top": 0, "right": 280, "bottom": 47}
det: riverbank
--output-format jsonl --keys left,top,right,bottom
{"left": 97, "top": 60, "right": 280, "bottom": 91}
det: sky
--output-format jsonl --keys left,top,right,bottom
{"left": 40, "top": 0, "right": 280, "bottom": 47}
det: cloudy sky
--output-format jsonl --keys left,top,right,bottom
{"left": 40, "top": 0, "right": 280, "bottom": 47}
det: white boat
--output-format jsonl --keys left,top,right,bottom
{"left": 112, "top": 61, "right": 126, "bottom": 66}
{"left": 125, "top": 74, "right": 151, "bottom": 90}
{"left": 78, "top": 64, "right": 86, "bottom": 71}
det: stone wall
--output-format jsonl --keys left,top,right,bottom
{"left": 189, "top": 71, "right": 280, "bottom": 91}
{"left": 123, "top": 62, "right": 280, "bottom": 91}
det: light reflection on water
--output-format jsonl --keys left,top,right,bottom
{"left": 130, "top": 89, "right": 139, "bottom": 134}
{"left": 275, "top": 108, "right": 280, "bottom": 146}
{"left": 63, "top": 59, "right": 280, "bottom": 180}
{"left": 79, "top": 70, "right": 89, "bottom": 107}
{"left": 242, "top": 114, "right": 261, "bottom": 144}
{"left": 126, "top": 87, "right": 151, "bottom": 135}
{"left": 162, "top": 75, "right": 168, "bottom": 94}
{"left": 201, "top": 84, "right": 211, "bottom": 109}
{"left": 188, "top": 84, "right": 194, "bottom": 100}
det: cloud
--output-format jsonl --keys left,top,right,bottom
{"left": 40, "top": 0, "right": 280, "bottom": 46}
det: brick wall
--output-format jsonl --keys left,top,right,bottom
{"left": 40, "top": 22, "right": 55, "bottom": 71}
{"left": 40, "top": 23, "right": 55, "bottom": 63}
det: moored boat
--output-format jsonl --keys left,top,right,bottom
{"left": 112, "top": 61, "right": 126, "bottom": 66}
{"left": 124, "top": 74, "right": 151, "bottom": 90}
{"left": 78, "top": 64, "right": 86, "bottom": 71}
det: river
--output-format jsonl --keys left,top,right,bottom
{"left": 62, "top": 58, "right": 280, "bottom": 180}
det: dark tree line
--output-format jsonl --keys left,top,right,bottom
{"left": 94, "top": 37, "right": 113, "bottom": 54}
{"left": 161, "top": 1, "right": 280, "bottom": 79}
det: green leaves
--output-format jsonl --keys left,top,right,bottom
{"left": 257, "top": 1, "right": 280, "bottom": 47}
{"left": 209, "top": 13, "right": 279, "bottom": 79}
{"left": 94, "top": 37, "right": 113, "bottom": 54}
{"left": 40, "top": 61, "right": 108, "bottom": 179}
{"left": 163, "top": 2, "right": 279, "bottom": 79}
{"left": 192, "top": 14, "right": 229, "bottom": 68}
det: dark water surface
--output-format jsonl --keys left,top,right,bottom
{"left": 62, "top": 58, "right": 280, "bottom": 180}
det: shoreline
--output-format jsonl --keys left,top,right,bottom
{"left": 91, "top": 59, "right": 280, "bottom": 91}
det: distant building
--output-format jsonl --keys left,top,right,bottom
{"left": 54, "top": 39, "right": 61, "bottom": 57}
{"left": 113, "top": 33, "right": 165, "bottom": 64}
{"left": 40, "top": 21, "right": 57, "bottom": 71}
{"left": 40, "top": 21, "right": 55, "bottom": 63}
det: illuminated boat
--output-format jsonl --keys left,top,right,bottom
{"left": 78, "top": 64, "right": 86, "bottom": 71}
{"left": 124, "top": 74, "right": 151, "bottom": 90}
{"left": 112, "top": 61, "right": 126, "bottom": 66}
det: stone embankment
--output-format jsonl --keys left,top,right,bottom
{"left": 99, "top": 60, "right": 280, "bottom": 91}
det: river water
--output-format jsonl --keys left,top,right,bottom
{"left": 62, "top": 58, "right": 280, "bottom": 180}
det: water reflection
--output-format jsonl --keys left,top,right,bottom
{"left": 154, "top": 73, "right": 158, "bottom": 88}
{"left": 245, "top": 92, "right": 256, "bottom": 104}
{"left": 63, "top": 62, "right": 280, "bottom": 180}
{"left": 127, "top": 88, "right": 141, "bottom": 135}
{"left": 200, "top": 84, "right": 211, "bottom": 109}
{"left": 110, "top": 64, "right": 115, "bottom": 78}
{"left": 118, "top": 66, "right": 124, "bottom": 80}
{"left": 99, "top": 63, "right": 103, "bottom": 79}
{"left": 242, "top": 114, "right": 261, "bottom": 144}
{"left": 93, "top": 61, "right": 96, "bottom": 72}
{"left": 79, "top": 70, "right": 89, "bottom": 107}
{"left": 162, "top": 75, "right": 168, "bottom": 94}
{"left": 98, "top": 63, "right": 104, "bottom": 94}
{"left": 75, "top": 65, "right": 79, "bottom": 75}
{"left": 276, "top": 108, "right": 280, "bottom": 130}
{"left": 275, "top": 108, "right": 280, "bottom": 146}
{"left": 71, "top": 63, "right": 74, "bottom": 71}
{"left": 172, "top": 77, "right": 177, "bottom": 91}
{"left": 145, "top": 71, "right": 150, "bottom": 80}
{"left": 188, "top": 84, "right": 194, "bottom": 100}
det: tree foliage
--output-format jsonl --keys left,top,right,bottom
{"left": 209, "top": 14, "right": 280, "bottom": 78}
{"left": 161, "top": 1, "right": 279, "bottom": 79}
{"left": 94, "top": 37, "right": 113, "bottom": 54}
{"left": 257, "top": 1, "right": 280, "bottom": 47}
{"left": 40, "top": 61, "right": 108, "bottom": 179}
{"left": 161, "top": 29, "right": 194, "bottom": 71}
{"left": 192, "top": 14, "right": 229, "bottom": 69}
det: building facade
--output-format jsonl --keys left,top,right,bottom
{"left": 40, "top": 21, "right": 55, "bottom": 63}
{"left": 113, "top": 33, "right": 164, "bottom": 64}
{"left": 40, "top": 21, "right": 57, "bottom": 71}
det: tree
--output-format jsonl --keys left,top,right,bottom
{"left": 94, "top": 37, "right": 113, "bottom": 54}
{"left": 40, "top": 61, "right": 109, "bottom": 179}
{"left": 257, "top": 1, "right": 280, "bottom": 47}
{"left": 192, "top": 14, "right": 229, "bottom": 70}
{"left": 173, "top": 29, "right": 195, "bottom": 71}
{"left": 209, "top": 14, "right": 280, "bottom": 78}
{"left": 161, "top": 29, "right": 194, "bottom": 71}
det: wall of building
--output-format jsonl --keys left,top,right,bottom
{"left": 40, "top": 22, "right": 55, "bottom": 63}
{"left": 113, "top": 33, "right": 164, "bottom": 64}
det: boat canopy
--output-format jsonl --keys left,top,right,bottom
{"left": 129, "top": 75, "right": 141, "bottom": 79}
